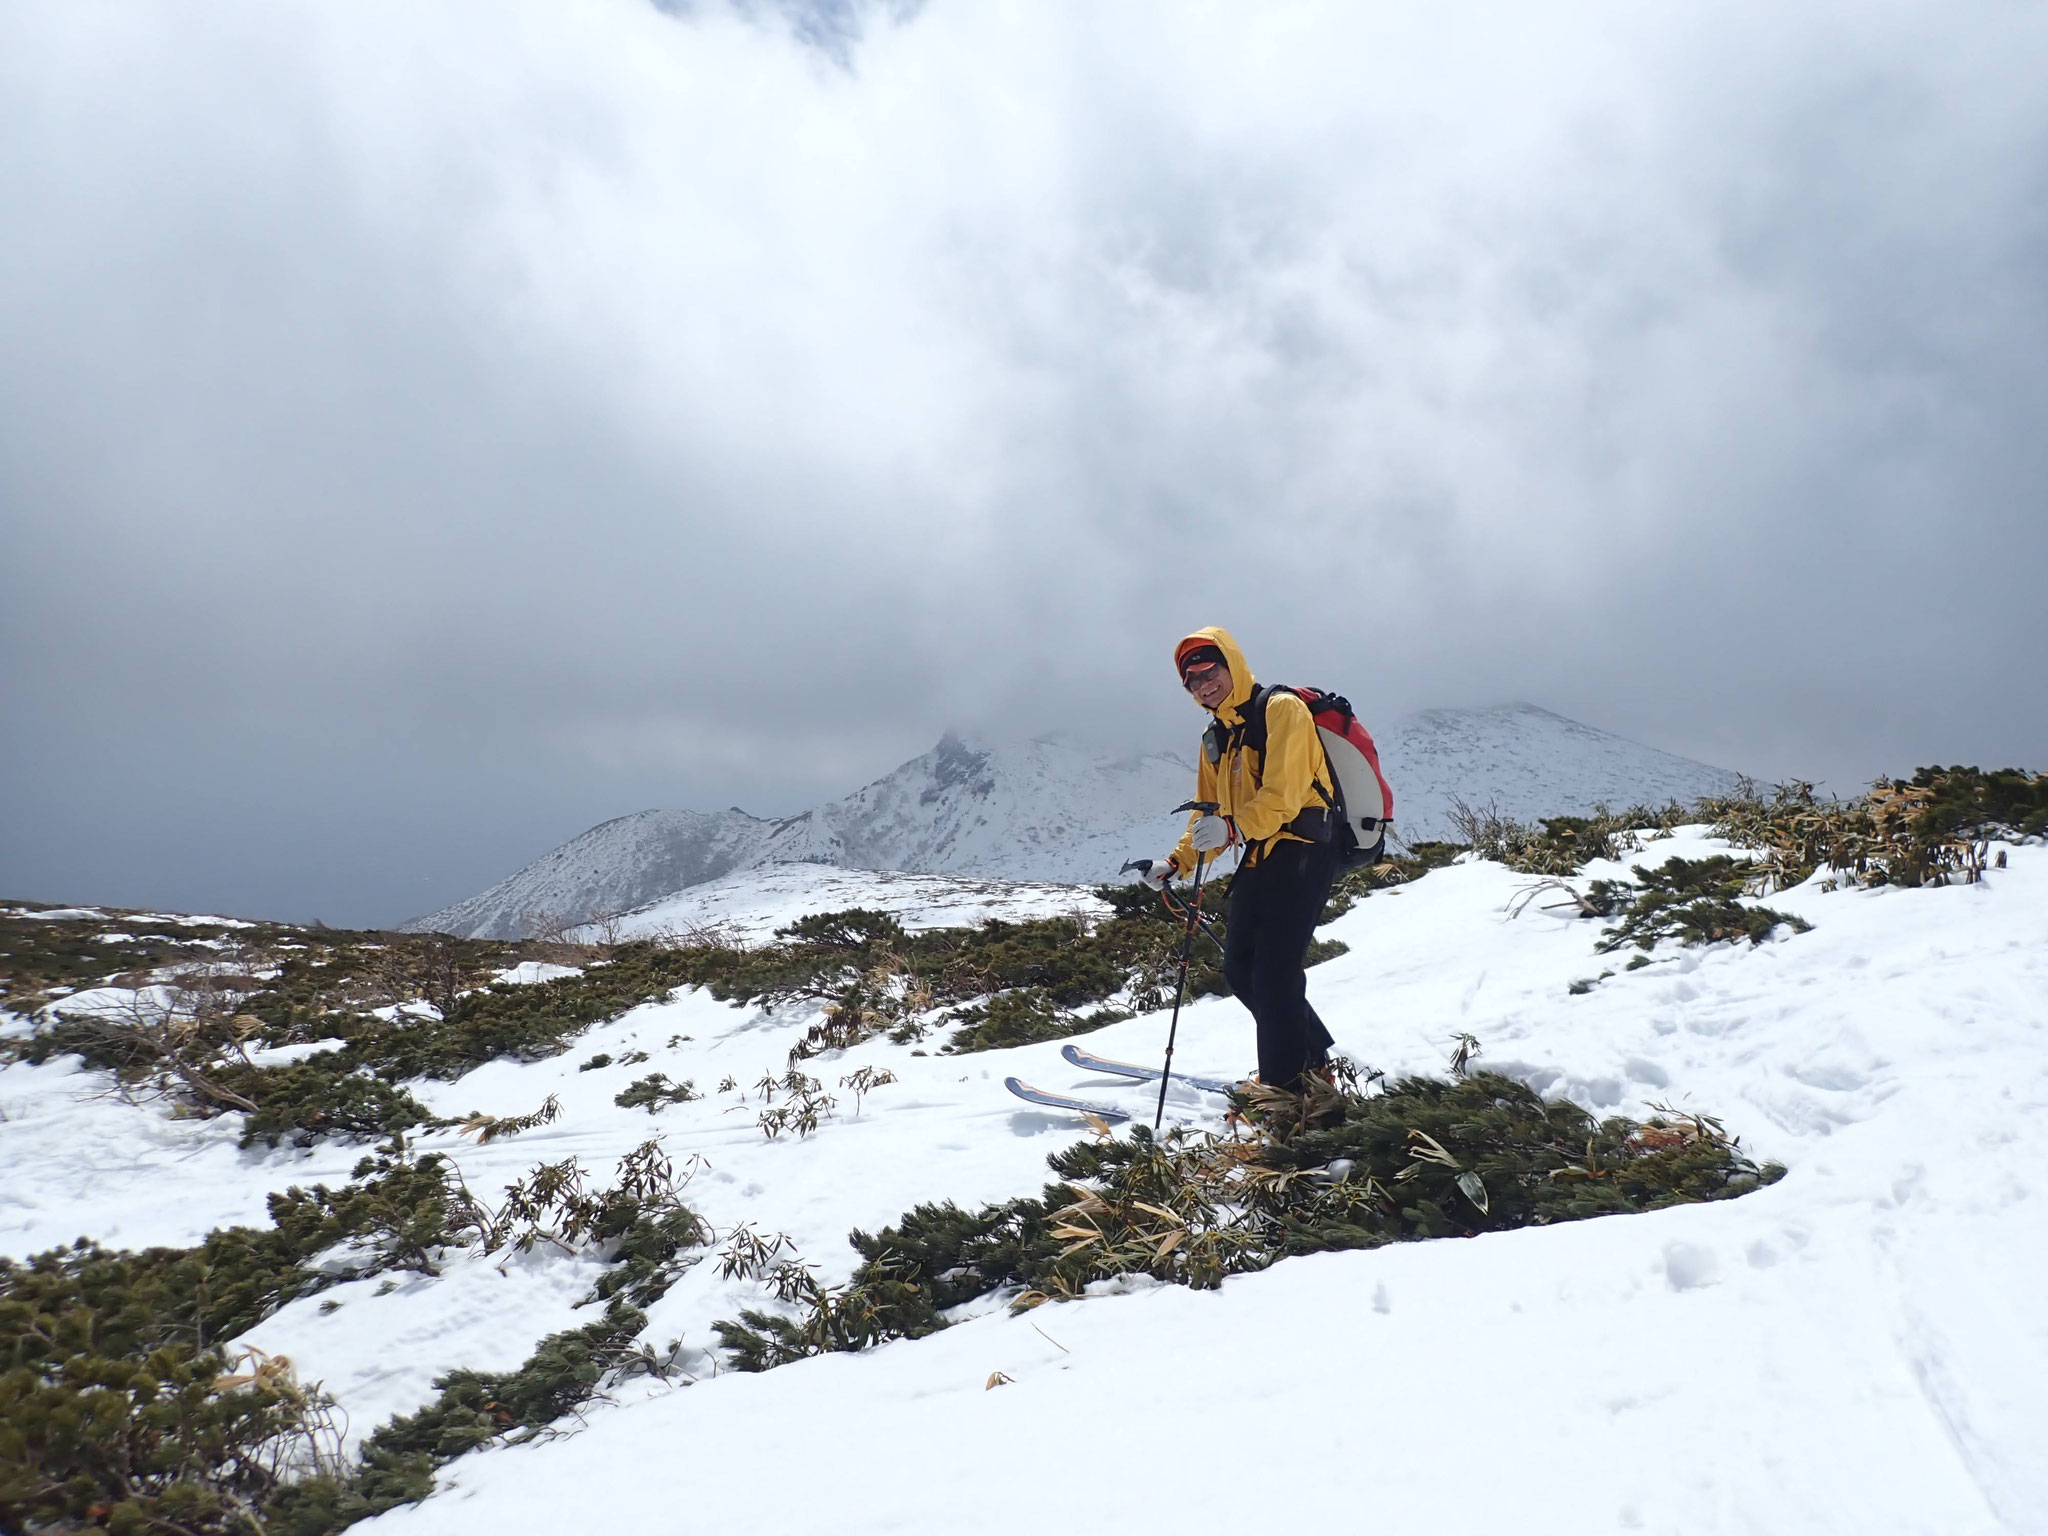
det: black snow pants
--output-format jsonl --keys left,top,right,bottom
{"left": 1222, "top": 836, "right": 1339, "bottom": 1092}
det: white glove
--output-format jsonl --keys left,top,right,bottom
{"left": 1190, "top": 814, "right": 1231, "bottom": 854}
{"left": 1142, "top": 859, "right": 1174, "bottom": 891}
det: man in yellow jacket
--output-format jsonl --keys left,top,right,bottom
{"left": 1142, "top": 627, "right": 1339, "bottom": 1093}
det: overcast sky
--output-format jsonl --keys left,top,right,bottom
{"left": 4, "top": 0, "right": 2045, "bottom": 927}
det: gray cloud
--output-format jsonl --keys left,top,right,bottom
{"left": 4, "top": 0, "right": 2045, "bottom": 925}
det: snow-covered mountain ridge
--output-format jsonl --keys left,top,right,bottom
{"left": 1383, "top": 703, "right": 1745, "bottom": 838}
{"left": 410, "top": 732, "right": 1191, "bottom": 938}
{"left": 411, "top": 706, "right": 1744, "bottom": 939}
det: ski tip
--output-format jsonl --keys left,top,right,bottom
{"left": 1004, "top": 1076, "right": 1131, "bottom": 1123}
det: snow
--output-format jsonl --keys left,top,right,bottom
{"left": 600, "top": 862, "right": 1108, "bottom": 944}
{"left": 368, "top": 1002, "right": 442, "bottom": 1023}
{"left": 0, "top": 1053, "right": 365, "bottom": 1254}
{"left": 0, "top": 906, "right": 257, "bottom": 928}
{"left": 243, "top": 1038, "right": 350, "bottom": 1067}
{"left": 6, "top": 832, "right": 2045, "bottom": 1532}
{"left": 30, "top": 981, "right": 182, "bottom": 1021}
{"left": 490, "top": 961, "right": 586, "bottom": 986}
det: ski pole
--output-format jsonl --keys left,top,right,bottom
{"left": 1154, "top": 800, "right": 1219, "bottom": 1131}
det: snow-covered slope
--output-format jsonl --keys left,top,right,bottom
{"left": 604, "top": 862, "right": 1108, "bottom": 945}
{"left": 411, "top": 808, "right": 779, "bottom": 942}
{"left": 7, "top": 840, "right": 2044, "bottom": 1534}
{"left": 1376, "top": 704, "right": 1745, "bottom": 843}
{"left": 411, "top": 708, "right": 1743, "bottom": 940}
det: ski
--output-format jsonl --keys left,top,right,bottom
{"left": 1059, "top": 1042, "right": 1238, "bottom": 1097}
{"left": 1003, "top": 1077, "right": 1131, "bottom": 1122}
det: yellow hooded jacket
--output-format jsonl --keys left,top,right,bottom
{"left": 1169, "top": 626, "right": 1335, "bottom": 875}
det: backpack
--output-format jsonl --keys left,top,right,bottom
{"left": 1203, "top": 684, "right": 1396, "bottom": 868}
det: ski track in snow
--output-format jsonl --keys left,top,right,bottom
{"left": 4, "top": 835, "right": 2046, "bottom": 1534}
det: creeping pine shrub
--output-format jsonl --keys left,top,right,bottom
{"left": 0, "top": 1330, "right": 344, "bottom": 1536}
{"left": 3, "top": 908, "right": 710, "bottom": 1148}
{"left": 943, "top": 990, "right": 1073, "bottom": 1053}
{"left": 0, "top": 908, "right": 253, "bottom": 1012}
{"left": 1591, "top": 856, "right": 1814, "bottom": 954}
{"left": 269, "top": 1150, "right": 497, "bottom": 1280}
{"left": 344, "top": 942, "right": 707, "bottom": 1082}
{"left": 655, "top": 900, "right": 1237, "bottom": 1058}
{"left": 226, "top": 1056, "right": 436, "bottom": 1149}
{"left": 613, "top": 1073, "right": 701, "bottom": 1114}
{"left": 129, "top": 942, "right": 702, "bottom": 1145}
{"left": 1707, "top": 767, "right": 2046, "bottom": 893}
{"left": 1445, "top": 799, "right": 1694, "bottom": 876}
{"left": 0, "top": 1158, "right": 461, "bottom": 1534}
{"left": 0, "top": 1139, "right": 705, "bottom": 1534}
{"left": 1900, "top": 764, "right": 2048, "bottom": 841}
{"left": 711, "top": 1069, "right": 1781, "bottom": 1372}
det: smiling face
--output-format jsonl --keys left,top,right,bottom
{"left": 1183, "top": 658, "right": 1233, "bottom": 711}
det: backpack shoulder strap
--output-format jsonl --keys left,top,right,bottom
{"left": 1237, "top": 684, "right": 1337, "bottom": 826}
{"left": 1238, "top": 683, "right": 1283, "bottom": 757}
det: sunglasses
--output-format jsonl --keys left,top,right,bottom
{"left": 1181, "top": 660, "right": 1226, "bottom": 690}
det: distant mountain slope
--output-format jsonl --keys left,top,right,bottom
{"left": 1375, "top": 704, "right": 1744, "bottom": 844}
{"left": 754, "top": 732, "right": 1192, "bottom": 885}
{"left": 408, "top": 734, "right": 1189, "bottom": 939}
{"left": 407, "top": 708, "right": 1745, "bottom": 938}
{"left": 410, "top": 808, "right": 778, "bottom": 943}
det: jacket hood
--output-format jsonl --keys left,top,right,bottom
{"left": 1175, "top": 626, "right": 1256, "bottom": 723}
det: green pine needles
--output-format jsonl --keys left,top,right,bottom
{"left": 0, "top": 1139, "right": 706, "bottom": 1535}
{"left": 660, "top": 902, "right": 1235, "bottom": 1056}
{"left": 1591, "top": 856, "right": 1813, "bottom": 954}
{"left": 613, "top": 1073, "right": 701, "bottom": 1113}
{"left": 4, "top": 927, "right": 718, "bottom": 1149}
{"left": 712, "top": 1067, "right": 1784, "bottom": 1373}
